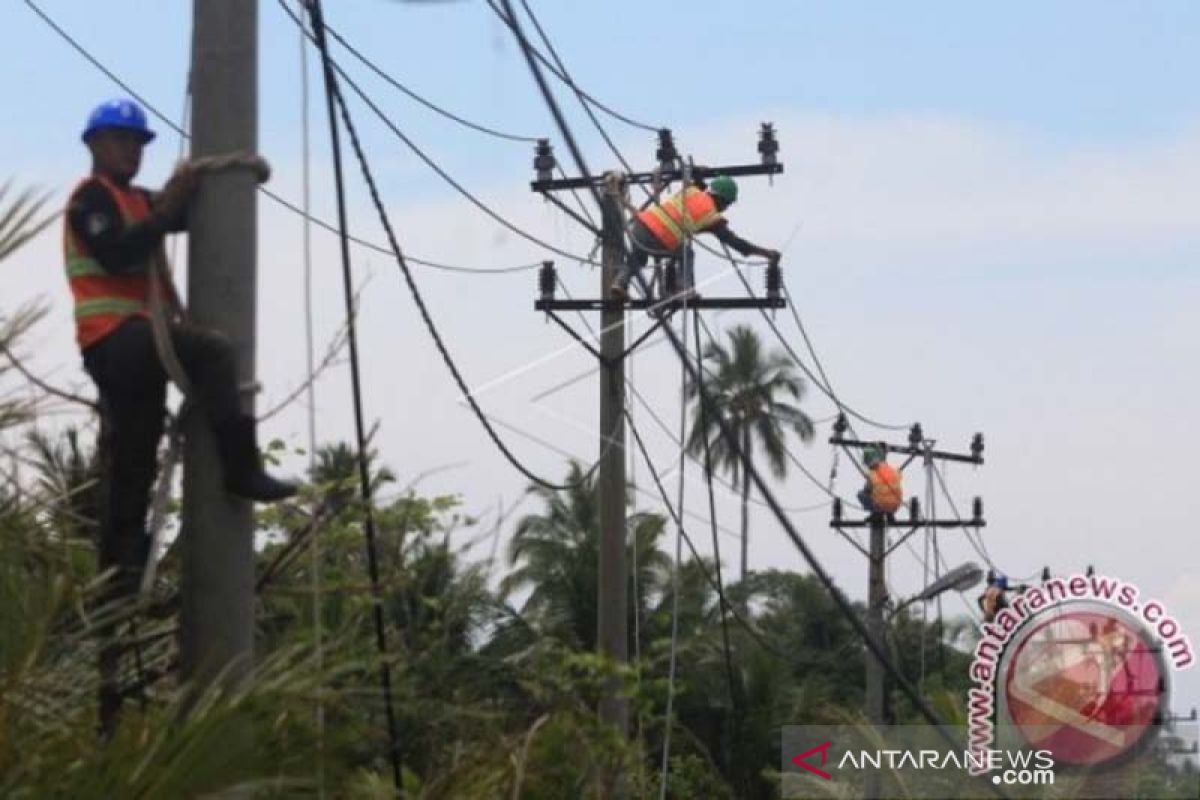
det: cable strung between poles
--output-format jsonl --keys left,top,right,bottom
{"left": 307, "top": 1, "right": 403, "bottom": 791}
{"left": 279, "top": 0, "right": 603, "bottom": 266}
{"left": 309, "top": 9, "right": 601, "bottom": 492}
{"left": 314, "top": 6, "right": 540, "bottom": 143}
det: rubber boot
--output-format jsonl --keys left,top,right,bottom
{"left": 214, "top": 414, "right": 298, "bottom": 502}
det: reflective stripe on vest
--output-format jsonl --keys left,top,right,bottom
{"left": 868, "top": 463, "right": 903, "bottom": 513}
{"left": 63, "top": 175, "right": 155, "bottom": 349}
{"left": 637, "top": 187, "right": 723, "bottom": 251}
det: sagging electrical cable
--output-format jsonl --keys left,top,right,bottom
{"left": 312, "top": 3, "right": 540, "bottom": 144}
{"left": 306, "top": 0, "right": 403, "bottom": 792}
{"left": 311, "top": 9, "right": 600, "bottom": 492}
{"left": 278, "top": 0, "right": 603, "bottom": 267}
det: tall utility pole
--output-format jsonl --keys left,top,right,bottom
{"left": 866, "top": 512, "right": 888, "bottom": 729}
{"left": 181, "top": 0, "right": 258, "bottom": 688}
{"left": 597, "top": 183, "right": 629, "bottom": 738}
{"left": 830, "top": 419, "right": 985, "bottom": 799}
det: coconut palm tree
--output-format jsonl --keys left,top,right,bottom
{"left": 501, "top": 461, "right": 670, "bottom": 652}
{"left": 686, "top": 325, "right": 815, "bottom": 582}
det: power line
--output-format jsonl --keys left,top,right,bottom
{"left": 21, "top": 0, "right": 540, "bottom": 276}
{"left": 484, "top": 0, "right": 660, "bottom": 134}
{"left": 311, "top": 11, "right": 598, "bottom": 492}
{"left": 279, "top": 0, "right": 602, "bottom": 267}
{"left": 307, "top": 1, "right": 402, "bottom": 790}
{"left": 313, "top": 7, "right": 540, "bottom": 143}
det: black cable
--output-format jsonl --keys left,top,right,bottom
{"left": 721, "top": 243, "right": 911, "bottom": 433}
{"left": 264, "top": 189, "right": 543, "bottom": 274}
{"left": 22, "top": 0, "right": 540, "bottom": 277}
{"left": 624, "top": 409, "right": 791, "bottom": 665}
{"left": 692, "top": 308, "right": 749, "bottom": 797}
{"left": 510, "top": 0, "right": 644, "bottom": 185}
{"left": 277, "top": 0, "right": 602, "bottom": 267}
{"left": 499, "top": 9, "right": 987, "bottom": 762}
{"left": 312, "top": 8, "right": 599, "bottom": 493}
{"left": 782, "top": 275, "right": 911, "bottom": 431}
{"left": 930, "top": 460, "right": 996, "bottom": 571}
{"left": 317, "top": 7, "right": 540, "bottom": 143}
{"left": 484, "top": 0, "right": 659, "bottom": 134}
{"left": 307, "top": 1, "right": 403, "bottom": 791}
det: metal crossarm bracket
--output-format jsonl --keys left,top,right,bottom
{"left": 535, "top": 296, "right": 785, "bottom": 312}
{"left": 532, "top": 162, "right": 783, "bottom": 193}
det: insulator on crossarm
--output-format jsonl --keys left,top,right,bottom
{"left": 909, "top": 496, "right": 920, "bottom": 522}
{"left": 1041, "top": 566, "right": 1051, "bottom": 583}
{"left": 758, "top": 122, "right": 779, "bottom": 167}
{"left": 766, "top": 261, "right": 782, "bottom": 298}
{"left": 972, "top": 497, "right": 983, "bottom": 522}
{"left": 656, "top": 128, "right": 677, "bottom": 171}
{"left": 1086, "top": 564, "right": 1094, "bottom": 577}
{"left": 909, "top": 423, "right": 924, "bottom": 448}
{"left": 832, "top": 497, "right": 843, "bottom": 522}
{"left": 534, "top": 139, "right": 556, "bottom": 183}
{"left": 971, "top": 432, "right": 985, "bottom": 463}
{"left": 538, "top": 261, "right": 556, "bottom": 301}
{"left": 833, "top": 413, "right": 848, "bottom": 437}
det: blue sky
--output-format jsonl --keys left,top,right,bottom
{"left": 2, "top": 0, "right": 1198, "bottom": 718}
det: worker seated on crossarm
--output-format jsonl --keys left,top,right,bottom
{"left": 66, "top": 99, "right": 297, "bottom": 593}
{"left": 857, "top": 444, "right": 903, "bottom": 518}
{"left": 610, "top": 175, "right": 780, "bottom": 301}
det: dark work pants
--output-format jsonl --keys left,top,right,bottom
{"left": 616, "top": 218, "right": 694, "bottom": 292}
{"left": 82, "top": 316, "right": 240, "bottom": 733}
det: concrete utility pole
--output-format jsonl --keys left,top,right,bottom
{"left": 597, "top": 183, "right": 629, "bottom": 739}
{"left": 865, "top": 514, "right": 888, "bottom": 729}
{"left": 181, "top": 0, "right": 258, "bottom": 688}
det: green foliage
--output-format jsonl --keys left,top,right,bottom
{"left": 0, "top": 424, "right": 987, "bottom": 799}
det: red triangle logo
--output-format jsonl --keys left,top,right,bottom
{"left": 791, "top": 740, "right": 833, "bottom": 780}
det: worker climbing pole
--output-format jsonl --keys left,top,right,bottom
{"left": 64, "top": 94, "right": 297, "bottom": 732}
{"left": 609, "top": 171, "right": 781, "bottom": 302}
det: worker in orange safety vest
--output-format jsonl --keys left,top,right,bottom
{"left": 66, "top": 99, "right": 298, "bottom": 590}
{"left": 857, "top": 444, "right": 903, "bottom": 516}
{"left": 610, "top": 175, "right": 780, "bottom": 301}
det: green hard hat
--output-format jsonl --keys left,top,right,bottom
{"left": 708, "top": 175, "right": 738, "bottom": 204}
{"left": 863, "top": 445, "right": 885, "bottom": 467}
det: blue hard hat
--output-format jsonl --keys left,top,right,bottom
{"left": 82, "top": 99, "right": 156, "bottom": 144}
{"left": 994, "top": 574, "right": 1009, "bottom": 590}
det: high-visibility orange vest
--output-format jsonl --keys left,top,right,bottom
{"left": 64, "top": 175, "right": 156, "bottom": 350}
{"left": 868, "top": 463, "right": 903, "bottom": 513}
{"left": 637, "top": 187, "right": 723, "bottom": 251}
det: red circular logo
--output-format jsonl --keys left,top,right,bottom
{"left": 1002, "top": 605, "right": 1164, "bottom": 766}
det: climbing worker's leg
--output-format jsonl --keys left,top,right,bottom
{"left": 857, "top": 487, "right": 875, "bottom": 514}
{"left": 611, "top": 245, "right": 648, "bottom": 301}
{"left": 169, "top": 322, "right": 297, "bottom": 502}
{"left": 82, "top": 318, "right": 168, "bottom": 736}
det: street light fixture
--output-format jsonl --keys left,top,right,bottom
{"left": 888, "top": 561, "right": 983, "bottom": 621}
